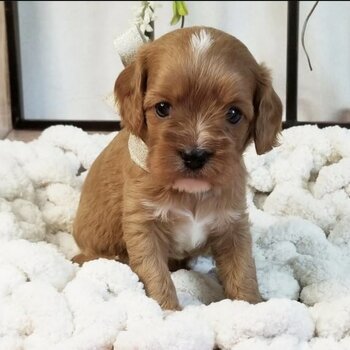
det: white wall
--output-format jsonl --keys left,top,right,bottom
{"left": 17, "top": 1, "right": 288, "bottom": 121}
{"left": 17, "top": 1, "right": 349, "bottom": 123}
{"left": 18, "top": 1, "right": 132, "bottom": 120}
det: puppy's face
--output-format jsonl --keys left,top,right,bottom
{"left": 115, "top": 27, "right": 282, "bottom": 193}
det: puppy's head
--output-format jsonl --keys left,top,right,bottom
{"left": 115, "top": 27, "right": 282, "bottom": 193}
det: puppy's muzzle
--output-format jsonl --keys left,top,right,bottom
{"left": 179, "top": 148, "right": 213, "bottom": 171}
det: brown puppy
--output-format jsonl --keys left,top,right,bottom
{"left": 73, "top": 26, "right": 282, "bottom": 310}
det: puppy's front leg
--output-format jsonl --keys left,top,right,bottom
{"left": 211, "top": 219, "right": 262, "bottom": 304}
{"left": 124, "top": 223, "right": 180, "bottom": 310}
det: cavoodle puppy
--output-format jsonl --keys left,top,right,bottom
{"left": 73, "top": 26, "right": 282, "bottom": 310}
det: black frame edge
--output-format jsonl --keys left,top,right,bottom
{"left": 13, "top": 119, "right": 121, "bottom": 132}
{"left": 282, "top": 120, "right": 349, "bottom": 129}
{"left": 286, "top": 0, "right": 299, "bottom": 123}
{"left": 4, "top": 1, "right": 21, "bottom": 128}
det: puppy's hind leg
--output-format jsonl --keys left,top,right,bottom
{"left": 72, "top": 220, "right": 127, "bottom": 266}
{"left": 72, "top": 253, "right": 115, "bottom": 266}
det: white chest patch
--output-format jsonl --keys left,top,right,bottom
{"left": 143, "top": 200, "right": 242, "bottom": 256}
{"left": 190, "top": 29, "right": 213, "bottom": 56}
{"left": 173, "top": 211, "right": 212, "bottom": 254}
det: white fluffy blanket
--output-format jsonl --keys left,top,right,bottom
{"left": 1, "top": 125, "right": 350, "bottom": 350}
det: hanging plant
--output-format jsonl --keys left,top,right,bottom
{"left": 171, "top": 1, "right": 189, "bottom": 29}
{"left": 134, "top": 1, "right": 155, "bottom": 41}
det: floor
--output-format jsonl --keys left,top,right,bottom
{"left": 4, "top": 129, "right": 110, "bottom": 142}
{"left": 5, "top": 129, "right": 43, "bottom": 142}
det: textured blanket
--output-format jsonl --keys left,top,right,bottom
{"left": 0, "top": 125, "right": 350, "bottom": 350}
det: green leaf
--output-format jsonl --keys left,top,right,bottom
{"left": 171, "top": 1, "right": 188, "bottom": 26}
{"left": 172, "top": 0, "right": 177, "bottom": 15}
{"left": 170, "top": 13, "right": 181, "bottom": 25}
{"left": 176, "top": 1, "right": 188, "bottom": 16}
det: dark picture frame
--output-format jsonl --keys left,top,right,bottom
{"left": 4, "top": 1, "right": 350, "bottom": 131}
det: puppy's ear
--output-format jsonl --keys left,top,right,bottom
{"left": 253, "top": 65, "right": 283, "bottom": 155}
{"left": 114, "top": 48, "right": 148, "bottom": 137}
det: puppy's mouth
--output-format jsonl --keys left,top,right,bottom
{"left": 172, "top": 178, "right": 212, "bottom": 194}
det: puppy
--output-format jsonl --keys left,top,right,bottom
{"left": 73, "top": 26, "right": 282, "bottom": 310}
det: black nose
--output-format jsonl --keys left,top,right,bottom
{"left": 179, "top": 148, "right": 212, "bottom": 170}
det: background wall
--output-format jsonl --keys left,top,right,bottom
{"left": 17, "top": 1, "right": 287, "bottom": 121}
{"left": 18, "top": 1, "right": 133, "bottom": 120}
{"left": 15, "top": 1, "right": 350, "bottom": 123}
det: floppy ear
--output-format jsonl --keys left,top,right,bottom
{"left": 253, "top": 65, "right": 283, "bottom": 155}
{"left": 114, "top": 48, "right": 148, "bottom": 137}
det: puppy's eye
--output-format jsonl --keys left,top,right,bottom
{"left": 226, "top": 106, "right": 242, "bottom": 124}
{"left": 155, "top": 102, "right": 171, "bottom": 118}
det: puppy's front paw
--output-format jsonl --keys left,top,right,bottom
{"left": 234, "top": 292, "right": 264, "bottom": 304}
{"left": 160, "top": 299, "right": 182, "bottom": 311}
{"left": 243, "top": 293, "right": 263, "bottom": 304}
{"left": 225, "top": 285, "right": 263, "bottom": 304}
